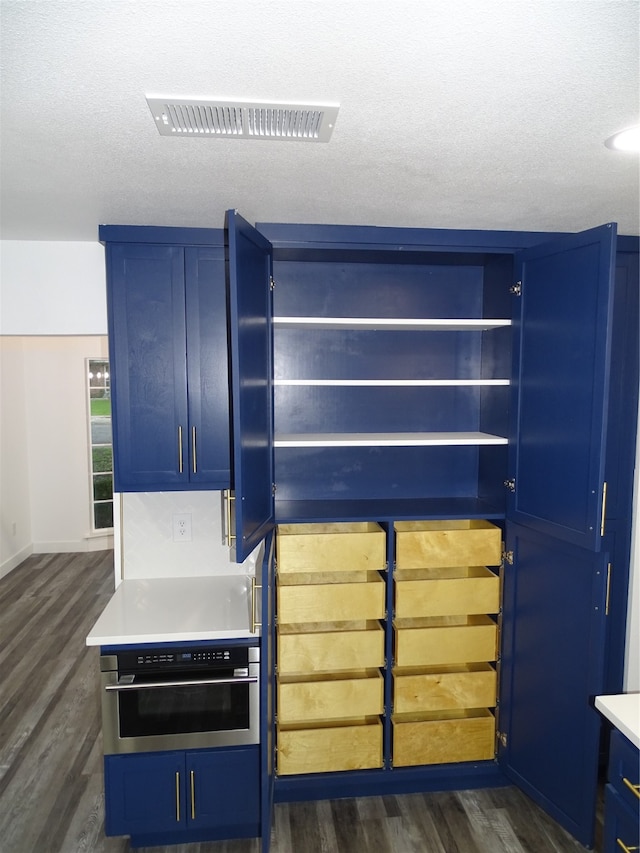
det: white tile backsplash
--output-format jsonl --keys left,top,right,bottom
{"left": 119, "top": 491, "right": 256, "bottom": 579}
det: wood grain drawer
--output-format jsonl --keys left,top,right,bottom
{"left": 395, "top": 566, "right": 500, "bottom": 618}
{"left": 393, "top": 664, "right": 497, "bottom": 713}
{"left": 393, "top": 709, "right": 495, "bottom": 766}
{"left": 277, "top": 572, "right": 385, "bottom": 624}
{"left": 277, "top": 671, "right": 384, "bottom": 723}
{"left": 277, "top": 719, "right": 383, "bottom": 775}
{"left": 394, "top": 616, "right": 498, "bottom": 667}
{"left": 277, "top": 621, "right": 385, "bottom": 673}
{"left": 277, "top": 522, "right": 385, "bottom": 573}
{"left": 395, "top": 520, "right": 502, "bottom": 569}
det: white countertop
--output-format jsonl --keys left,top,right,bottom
{"left": 595, "top": 693, "right": 640, "bottom": 750}
{"left": 86, "top": 575, "right": 258, "bottom": 646}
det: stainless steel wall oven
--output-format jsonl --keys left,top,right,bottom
{"left": 100, "top": 644, "right": 259, "bottom": 754}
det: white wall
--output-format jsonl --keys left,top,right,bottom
{"left": 0, "top": 338, "right": 31, "bottom": 575}
{"left": 0, "top": 241, "right": 107, "bottom": 335}
{"left": 0, "top": 336, "right": 113, "bottom": 576}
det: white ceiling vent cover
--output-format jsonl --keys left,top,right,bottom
{"left": 146, "top": 97, "right": 339, "bottom": 142}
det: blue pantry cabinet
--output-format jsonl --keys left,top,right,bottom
{"left": 226, "top": 214, "right": 639, "bottom": 851}
{"left": 100, "top": 226, "right": 230, "bottom": 492}
{"left": 99, "top": 216, "right": 638, "bottom": 850}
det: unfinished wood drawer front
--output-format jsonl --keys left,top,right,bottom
{"left": 277, "top": 522, "right": 386, "bottom": 573}
{"left": 394, "top": 616, "right": 498, "bottom": 667}
{"left": 393, "top": 664, "right": 497, "bottom": 714}
{"left": 393, "top": 710, "right": 495, "bottom": 766}
{"left": 277, "top": 720, "right": 383, "bottom": 775}
{"left": 395, "top": 520, "right": 502, "bottom": 569}
{"left": 277, "top": 573, "right": 385, "bottom": 624}
{"left": 395, "top": 566, "right": 500, "bottom": 618}
{"left": 278, "top": 672, "right": 384, "bottom": 724}
{"left": 277, "top": 622, "right": 385, "bottom": 674}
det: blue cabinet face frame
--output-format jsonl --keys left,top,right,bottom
{"left": 227, "top": 215, "right": 637, "bottom": 850}
{"left": 100, "top": 226, "right": 230, "bottom": 492}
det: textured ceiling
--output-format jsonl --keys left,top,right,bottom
{"left": 1, "top": 0, "right": 639, "bottom": 241}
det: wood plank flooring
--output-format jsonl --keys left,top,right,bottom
{"left": 0, "top": 551, "right": 602, "bottom": 853}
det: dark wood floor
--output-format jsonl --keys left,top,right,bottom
{"left": 0, "top": 551, "right": 601, "bottom": 853}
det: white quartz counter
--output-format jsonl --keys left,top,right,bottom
{"left": 86, "top": 575, "right": 258, "bottom": 646}
{"left": 595, "top": 693, "right": 640, "bottom": 750}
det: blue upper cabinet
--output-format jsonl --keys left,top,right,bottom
{"left": 101, "top": 227, "right": 230, "bottom": 492}
{"left": 508, "top": 224, "right": 617, "bottom": 550}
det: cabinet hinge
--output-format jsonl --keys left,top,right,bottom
{"left": 510, "top": 281, "right": 522, "bottom": 296}
{"left": 502, "top": 550, "right": 514, "bottom": 566}
{"left": 270, "top": 275, "right": 276, "bottom": 291}
{"left": 272, "top": 482, "right": 277, "bottom": 496}
{"left": 496, "top": 730, "right": 508, "bottom": 748}
{"left": 503, "top": 478, "right": 515, "bottom": 493}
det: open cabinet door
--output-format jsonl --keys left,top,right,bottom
{"left": 260, "top": 533, "right": 276, "bottom": 853}
{"left": 500, "top": 224, "right": 617, "bottom": 847}
{"left": 227, "top": 210, "right": 275, "bottom": 562}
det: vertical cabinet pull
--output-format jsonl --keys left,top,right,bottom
{"left": 190, "top": 770, "right": 196, "bottom": 820}
{"left": 251, "top": 575, "right": 262, "bottom": 634}
{"left": 192, "top": 427, "right": 197, "bottom": 474}
{"left": 175, "top": 771, "right": 180, "bottom": 822}
{"left": 223, "top": 491, "right": 236, "bottom": 545}
{"left": 178, "top": 426, "right": 184, "bottom": 474}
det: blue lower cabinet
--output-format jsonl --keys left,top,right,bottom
{"left": 603, "top": 730, "right": 640, "bottom": 853}
{"left": 104, "top": 746, "right": 260, "bottom": 847}
{"left": 604, "top": 785, "right": 639, "bottom": 853}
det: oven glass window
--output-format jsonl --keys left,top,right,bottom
{"left": 118, "top": 680, "right": 250, "bottom": 737}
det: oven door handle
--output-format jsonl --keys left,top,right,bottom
{"left": 105, "top": 675, "right": 258, "bottom": 692}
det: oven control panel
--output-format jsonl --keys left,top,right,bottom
{"left": 114, "top": 645, "right": 251, "bottom": 673}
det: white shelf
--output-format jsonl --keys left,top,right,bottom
{"left": 273, "top": 317, "right": 511, "bottom": 331}
{"left": 274, "top": 379, "right": 510, "bottom": 387}
{"left": 274, "top": 432, "right": 509, "bottom": 448}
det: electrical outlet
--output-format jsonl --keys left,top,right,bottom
{"left": 172, "top": 513, "right": 192, "bottom": 542}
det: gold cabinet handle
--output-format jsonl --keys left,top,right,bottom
{"left": 616, "top": 840, "right": 639, "bottom": 852}
{"left": 622, "top": 776, "right": 640, "bottom": 800}
{"left": 192, "top": 426, "right": 197, "bottom": 474}
{"left": 190, "top": 769, "right": 196, "bottom": 820}
{"left": 224, "top": 491, "right": 236, "bottom": 545}
{"left": 251, "top": 575, "right": 262, "bottom": 634}
{"left": 600, "top": 480, "right": 608, "bottom": 536}
{"left": 178, "top": 426, "right": 184, "bottom": 474}
{"left": 175, "top": 771, "right": 180, "bottom": 822}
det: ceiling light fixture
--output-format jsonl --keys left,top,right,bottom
{"left": 604, "top": 125, "right": 640, "bottom": 152}
{"left": 146, "top": 96, "right": 339, "bottom": 142}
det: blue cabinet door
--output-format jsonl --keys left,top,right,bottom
{"left": 185, "top": 246, "right": 231, "bottom": 488}
{"left": 227, "top": 210, "right": 274, "bottom": 561}
{"left": 108, "top": 243, "right": 189, "bottom": 490}
{"left": 187, "top": 746, "right": 260, "bottom": 836}
{"left": 104, "top": 752, "right": 185, "bottom": 837}
{"left": 498, "top": 524, "right": 608, "bottom": 848}
{"left": 508, "top": 223, "right": 616, "bottom": 550}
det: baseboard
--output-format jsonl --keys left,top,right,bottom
{"left": 33, "top": 535, "right": 114, "bottom": 553}
{"left": 0, "top": 543, "right": 34, "bottom": 580}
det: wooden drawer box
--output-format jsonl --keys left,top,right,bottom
{"left": 277, "top": 522, "right": 385, "bottom": 573}
{"left": 393, "top": 709, "right": 495, "bottom": 766}
{"left": 395, "top": 520, "right": 502, "bottom": 569}
{"left": 277, "top": 572, "right": 385, "bottom": 624}
{"left": 277, "top": 719, "right": 383, "bottom": 775}
{"left": 278, "top": 671, "right": 384, "bottom": 723}
{"left": 393, "top": 663, "right": 497, "bottom": 714}
{"left": 394, "top": 616, "right": 498, "bottom": 667}
{"left": 395, "top": 566, "right": 500, "bottom": 618}
{"left": 278, "top": 621, "right": 385, "bottom": 674}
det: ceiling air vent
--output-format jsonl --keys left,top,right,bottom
{"left": 145, "top": 97, "right": 339, "bottom": 142}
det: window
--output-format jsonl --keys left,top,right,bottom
{"left": 87, "top": 358, "right": 113, "bottom": 530}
